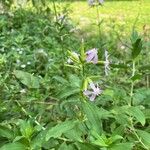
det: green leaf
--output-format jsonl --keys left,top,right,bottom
{"left": 112, "top": 125, "right": 125, "bottom": 136}
{"left": 92, "top": 132, "right": 108, "bottom": 147}
{"left": 111, "top": 63, "right": 128, "bottom": 69}
{"left": 46, "top": 120, "right": 78, "bottom": 141}
{"left": 59, "top": 88, "right": 80, "bottom": 99}
{"left": 128, "top": 107, "right": 145, "bottom": 126}
{"left": 131, "top": 30, "right": 138, "bottom": 44}
{"left": 64, "top": 126, "right": 83, "bottom": 142}
{"left": 130, "top": 74, "right": 142, "bottom": 81}
{"left": 131, "top": 38, "right": 142, "bottom": 59}
{"left": 58, "top": 143, "right": 75, "bottom": 150}
{"left": 103, "top": 89, "right": 114, "bottom": 97}
{"left": 137, "top": 130, "right": 150, "bottom": 148}
{"left": 82, "top": 102, "right": 109, "bottom": 134}
{"left": 53, "top": 76, "right": 68, "bottom": 84}
{"left": 76, "top": 142, "right": 99, "bottom": 150}
{"left": 58, "top": 143, "right": 68, "bottom": 150}
{"left": 139, "top": 64, "right": 150, "bottom": 71}
{"left": 109, "top": 143, "right": 134, "bottom": 150}
{"left": 30, "top": 130, "right": 48, "bottom": 149}
{"left": 0, "top": 142, "right": 26, "bottom": 150}
{"left": 0, "top": 126, "right": 14, "bottom": 139}
{"left": 68, "top": 74, "right": 81, "bottom": 88}
{"left": 108, "top": 135, "right": 123, "bottom": 144}
{"left": 14, "top": 70, "right": 40, "bottom": 89}
{"left": 19, "top": 120, "right": 34, "bottom": 139}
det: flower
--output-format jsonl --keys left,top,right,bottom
{"left": 104, "top": 50, "right": 110, "bottom": 76}
{"left": 98, "top": 0, "right": 104, "bottom": 5}
{"left": 88, "top": 0, "right": 95, "bottom": 6}
{"left": 83, "top": 82, "right": 102, "bottom": 101}
{"left": 27, "top": 61, "right": 31, "bottom": 65}
{"left": 67, "top": 58, "right": 73, "bottom": 64}
{"left": 121, "top": 45, "right": 125, "bottom": 50}
{"left": 20, "top": 64, "right": 26, "bottom": 68}
{"left": 19, "top": 51, "right": 23, "bottom": 55}
{"left": 16, "top": 59, "right": 20, "bottom": 64}
{"left": 86, "top": 48, "right": 98, "bottom": 64}
{"left": 88, "top": 0, "right": 104, "bottom": 6}
{"left": 20, "top": 89, "right": 26, "bottom": 94}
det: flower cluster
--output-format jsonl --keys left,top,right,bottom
{"left": 67, "top": 48, "right": 98, "bottom": 65}
{"left": 86, "top": 48, "right": 98, "bottom": 64}
{"left": 67, "top": 47, "right": 110, "bottom": 101}
{"left": 88, "top": 0, "right": 104, "bottom": 6}
{"left": 83, "top": 82, "right": 102, "bottom": 101}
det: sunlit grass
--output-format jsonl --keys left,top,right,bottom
{"left": 67, "top": 0, "right": 150, "bottom": 35}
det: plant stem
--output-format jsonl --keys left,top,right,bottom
{"left": 130, "top": 123, "right": 149, "bottom": 150}
{"left": 15, "top": 100, "right": 46, "bottom": 130}
{"left": 96, "top": 5, "right": 102, "bottom": 43}
{"left": 52, "top": 0, "right": 58, "bottom": 21}
{"left": 129, "top": 60, "right": 135, "bottom": 106}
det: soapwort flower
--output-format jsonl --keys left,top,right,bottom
{"left": 86, "top": 48, "right": 98, "bottom": 64}
{"left": 83, "top": 82, "right": 102, "bottom": 101}
{"left": 98, "top": 0, "right": 104, "bottom": 5}
{"left": 88, "top": 0, "right": 95, "bottom": 6}
{"left": 88, "top": 0, "right": 104, "bottom": 6}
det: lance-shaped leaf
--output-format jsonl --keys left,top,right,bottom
{"left": 46, "top": 120, "right": 78, "bottom": 141}
{"left": 14, "top": 70, "right": 40, "bottom": 89}
{"left": 136, "top": 130, "right": 150, "bottom": 148}
{"left": 131, "top": 38, "right": 142, "bottom": 59}
{"left": 0, "top": 142, "right": 26, "bottom": 150}
{"left": 127, "top": 106, "right": 145, "bottom": 126}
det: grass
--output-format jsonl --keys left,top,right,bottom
{"left": 66, "top": 0, "right": 150, "bottom": 36}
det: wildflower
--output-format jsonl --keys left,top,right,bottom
{"left": 16, "top": 48, "right": 20, "bottom": 52}
{"left": 83, "top": 82, "right": 102, "bottom": 101}
{"left": 27, "top": 61, "right": 31, "bottom": 65}
{"left": 57, "top": 14, "right": 65, "bottom": 22}
{"left": 16, "top": 59, "right": 20, "bottom": 64}
{"left": 98, "top": 0, "right": 104, "bottom": 5}
{"left": 104, "top": 50, "right": 110, "bottom": 76}
{"left": 37, "top": 49, "right": 48, "bottom": 57}
{"left": 0, "top": 48, "right": 5, "bottom": 52}
{"left": 12, "top": 47, "right": 15, "bottom": 50}
{"left": 67, "top": 58, "right": 73, "bottom": 64}
{"left": 121, "top": 45, "right": 125, "bottom": 50}
{"left": 20, "top": 64, "right": 26, "bottom": 68}
{"left": 88, "top": 0, "right": 104, "bottom": 6}
{"left": 19, "top": 51, "right": 23, "bottom": 55}
{"left": 86, "top": 48, "right": 98, "bottom": 64}
{"left": 88, "top": 0, "right": 95, "bottom": 6}
{"left": 20, "top": 89, "right": 26, "bottom": 94}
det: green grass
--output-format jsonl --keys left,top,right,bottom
{"left": 67, "top": 0, "right": 150, "bottom": 36}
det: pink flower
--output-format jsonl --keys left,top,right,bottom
{"left": 86, "top": 48, "right": 98, "bottom": 64}
{"left": 83, "top": 82, "right": 102, "bottom": 101}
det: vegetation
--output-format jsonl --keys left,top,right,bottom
{"left": 0, "top": 0, "right": 150, "bottom": 150}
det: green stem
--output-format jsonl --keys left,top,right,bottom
{"left": 130, "top": 122, "right": 149, "bottom": 150}
{"left": 52, "top": 0, "right": 58, "bottom": 21}
{"left": 129, "top": 60, "right": 136, "bottom": 106}
{"left": 96, "top": 5, "right": 101, "bottom": 43}
{"left": 15, "top": 100, "right": 46, "bottom": 130}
